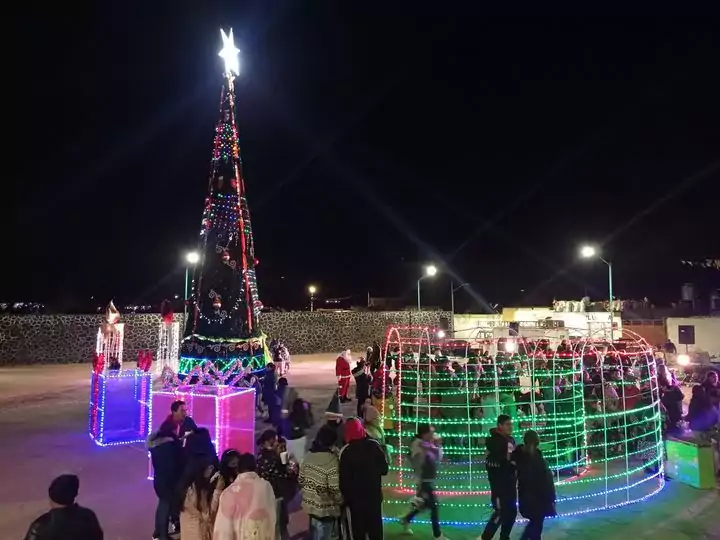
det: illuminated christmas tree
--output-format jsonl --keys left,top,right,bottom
{"left": 180, "top": 29, "right": 267, "bottom": 375}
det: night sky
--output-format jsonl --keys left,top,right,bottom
{"left": 5, "top": 6, "right": 719, "bottom": 312}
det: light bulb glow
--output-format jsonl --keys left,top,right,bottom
{"left": 219, "top": 28, "right": 240, "bottom": 76}
{"left": 308, "top": 285, "right": 317, "bottom": 295}
{"left": 677, "top": 353, "right": 690, "bottom": 366}
{"left": 186, "top": 251, "right": 200, "bottom": 264}
{"left": 425, "top": 265, "right": 438, "bottom": 276}
{"left": 580, "top": 245, "right": 597, "bottom": 258}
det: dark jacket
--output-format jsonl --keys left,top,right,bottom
{"left": 257, "top": 448, "right": 297, "bottom": 499}
{"left": 23, "top": 504, "right": 103, "bottom": 540}
{"left": 485, "top": 428, "right": 516, "bottom": 494}
{"left": 287, "top": 405, "right": 313, "bottom": 441}
{"left": 148, "top": 432, "right": 183, "bottom": 499}
{"left": 352, "top": 366, "right": 372, "bottom": 403}
{"left": 661, "top": 385, "right": 684, "bottom": 426}
{"left": 324, "top": 420, "right": 345, "bottom": 449}
{"left": 511, "top": 445, "right": 556, "bottom": 518}
{"left": 339, "top": 437, "right": 388, "bottom": 506}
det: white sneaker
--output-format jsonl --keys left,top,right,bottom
{"left": 400, "top": 519, "right": 414, "bottom": 535}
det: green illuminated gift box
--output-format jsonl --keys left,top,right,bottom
{"left": 665, "top": 436, "right": 716, "bottom": 489}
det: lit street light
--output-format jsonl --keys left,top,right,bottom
{"left": 417, "top": 265, "right": 438, "bottom": 310}
{"left": 308, "top": 285, "right": 318, "bottom": 312}
{"left": 580, "top": 244, "right": 614, "bottom": 340}
{"left": 184, "top": 251, "right": 200, "bottom": 322}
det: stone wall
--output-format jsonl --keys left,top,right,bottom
{"left": 0, "top": 311, "right": 451, "bottom": 365}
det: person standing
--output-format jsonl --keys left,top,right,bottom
{"left": 213, "top": 453, "right": 277, "bottom": 540}
{"left": 399, "top": 424, "right": 446, "bottom": 540}
{"left": 339, "top": 418, "right": 388, "bottom": 540}
{"left": 336, "top": 349, "right": 353, "bottom": 403}
{"left": 170, "top": 400, "right": 199, "bottom": 438}
{"left": 479, "top": 415, "right": 517, "bottom": 540}
{"left": 148, "top": 421, "right": 184, "bottom": 540}
{"left": 23, "top": 475, "right": 103, "bottom": 540}
{"left": 352, "top": 358, "right": 372, "bottom": 417}
{"left": 262, "top": 363, "right": 278, "bottom": 420}
{"left": 179, "top": 459, "right": 221, "bottom": 540}
{"left": 511, "top": 430, "right": 556, "bottom": 540}
{"left": 324, "top": 391, "right": 346, "bottom": 448}
{"left": 299, "top": 427, "right": 344, "bottom": 540}
{"left": 257, "top": 429, "right": 298, "bottom": 540}
{"left": 286, "top": 397, "right": 313, "bottom": 464}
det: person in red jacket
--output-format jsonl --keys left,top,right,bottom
{"left": 336, "top": 349, "right": 353, "bottom": 403}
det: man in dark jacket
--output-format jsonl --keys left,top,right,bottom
{"left": 148, "top": 422, "right": 183, "bottom": 540}
{"left": 480, "top": 414, "right": 517, "bottom": 540}
{"left": 339, "top": 418, "right": 388, "bottom": 540}
{"left": 24, "top": 475, "right": 103, "bottom": 540}
{"left": 352, "top": 359, "right": 372, "bottom": 417}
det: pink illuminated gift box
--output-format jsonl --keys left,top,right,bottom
{"left": 150, "top": 385, "right": 256, "bottom": 455}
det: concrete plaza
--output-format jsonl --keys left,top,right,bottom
{"left": 0, "top": 356, "right": 717, "bottom": 539}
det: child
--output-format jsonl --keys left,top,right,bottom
{"left": 400, "top": 424, "right": 445, "bottom": 540}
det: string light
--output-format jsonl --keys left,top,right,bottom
{"left": 156, "top": 321, "right": 180, "bottom": 375}
{"left": 379, "top": 325, "right": 665, "bottom": 526}
{"left": 88, "top": 369, "right": 152, "bottom": 446}
{"left": 148, "top": 385, "right": 256, "bottom": 479}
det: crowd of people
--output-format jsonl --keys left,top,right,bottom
{"left": 20, "top": 339, "right": 719, "bottom": 540}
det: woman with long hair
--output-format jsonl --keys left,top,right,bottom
{"left": 216, "top": 449, "right": 242, "bottom": 491}
{"left": 286, "top": 397, "right": 313, "bottom": 464}
{"left": 179, "top": 460, "right": 220, "bottom": 540}
{"left": 511, "top": 430, "right": 556, "bottom": 540}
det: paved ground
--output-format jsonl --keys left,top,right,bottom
{"left": 0, "top": 356, "right": 718, "bottom": 540}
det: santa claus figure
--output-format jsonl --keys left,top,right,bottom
{"left": 335, "top": 349, "right": 352, "bottom": 403}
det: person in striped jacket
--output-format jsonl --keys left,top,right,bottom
{"left": 299, "top": 427, "right": 343, "bottom": 540}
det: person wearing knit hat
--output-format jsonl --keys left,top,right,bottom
{"left": 363, "top": 405, "right": 386, "bottom": 445}
{"left": 323, "top": 390, "right": 345, "bottom": 449}
{"left": 338, "top": 418, "right": 388, "bottom": 540}
{"left": 24, "top": 475, "right": 103, "bottom": 539}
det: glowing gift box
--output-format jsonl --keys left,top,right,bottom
{"left": 88, "top": 369, "right": 151, "bottom": 446}
{"left": 150, "top": 385, "right": 256, "bottom": 455}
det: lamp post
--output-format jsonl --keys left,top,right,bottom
{"left": 417, "top": 265, "right": 438, "bottom": 311}
{"left": 184, "top": 251, "right": 200, "bottom": 323}
{"left": 308, "top": 285, "right": 318, "bottom": 312}
{"left": 580, "top": 245, "right": 614, "bottom": 341}
{"left": 450, "top": 281, "right": 469, "bottom": 314}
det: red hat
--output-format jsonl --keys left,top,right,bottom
{"left": 344, "top": 418, "right": 366, "bottom": 444}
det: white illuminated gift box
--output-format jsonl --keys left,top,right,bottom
{"left": 148, "top": 384, "right": 256, "bottom": 476}
{"left": 155, "top": 321, "right": 180, "bottom": 376}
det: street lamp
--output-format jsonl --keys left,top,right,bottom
{"left": 450, "top": 281, "right": 469, "bottom": 314}
{"left": 308, "top": 285, "right": 318, "bottom": 312}
{"left": 580, "top": 244, "right": 614, "bottom": 340}
{"left": 417, "top": 265, "right": 438, "bottom": 310}
{"left": 184, "top": 251, "right": 200, "bottom": 321}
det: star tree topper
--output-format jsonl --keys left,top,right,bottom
{"left": 219, "top": 28, "right": 240, "bottom": 77}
